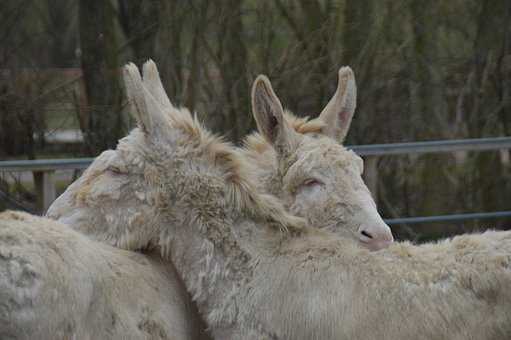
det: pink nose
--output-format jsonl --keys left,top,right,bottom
{"left": 358, "top": 224, "right": 394, "bottom": 251}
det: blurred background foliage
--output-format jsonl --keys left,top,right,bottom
{"left": 0, "top": 0, "right": 510, "bottom": 241}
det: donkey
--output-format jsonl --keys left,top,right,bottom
{"left": 47, "top": 63, "right": 392, "bottom": 252}
{"left": 3, "top": 60, "right": 511, "bottom": 339}
{"left": 0, "top": 210, "right": 208, "bottom": 340}
{"left": 41, "top": 61, "right": 391, "bottom": 339}
{"left": 241, "top": 67, "right": 392, "bottom": 250}
{"left": 100, "top": 61, "right": 509, "bottom": 340}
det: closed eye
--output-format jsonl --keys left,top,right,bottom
{"left": 107, "top": 166, "right": 126, "bottom": 175}
{"left": 300, "top": 178, "right": 323, "bottom": 188}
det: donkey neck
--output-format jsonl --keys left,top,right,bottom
{"left": 155, "top": 156, "right": 255, "bottom": 332}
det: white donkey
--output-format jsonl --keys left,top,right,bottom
{"left": 48, "top": 63, "right": 392, "bottom": 252}
{"left": 100, "top": 61, "right": 508, "bottom": 340}
{"left": 0, "top": 210, "right": 208, "bottom": 340}
{"left": 241, "top": 69, "right": 392, "bottom": 249}
{"left": 1, "top": 61, "right": 389, "bottom": 339}
{"left": 3, "top": 60, "right": 511, "bottom": 339}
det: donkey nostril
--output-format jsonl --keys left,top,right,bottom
{"left": 360, "top": 230, "right": 373, "bottom": 239}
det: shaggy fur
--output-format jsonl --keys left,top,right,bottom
{"left": 42, "top": 61, "right": 391, "bottom": 340}
{"left": 38, "top": 60, "right": 511, "bottom": 339}
{"left": 160, "top": 66, "right": 511, "bottom": 340}
{"left": 244, "top": 71, "right": 392, "bottom": 250}
{"left": 42, "top": 62, "right": 391, "bottom": 339}
{"left": 49, "top": 62, "right": 391, "bottom": 250}
{"left": 0, "top": 211, "right": 208, "bottom": 340}
{"left": 70, "top": 61, "right": 510, "bottom": 339}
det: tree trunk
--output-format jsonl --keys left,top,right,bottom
{"left": 79, "top": 0, "right": 123, "bottom": 154}
{"left": 468, "top": 0, "right": 511, "bottom": 225}
{"left": 118, "top": 0, "right": 159, "bottom": 64}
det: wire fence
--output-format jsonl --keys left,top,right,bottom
{"left": 1, "top": 136, "right": 511, "bottom": 222}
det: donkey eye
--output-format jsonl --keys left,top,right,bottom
{"left": 107, "top": 166, "right": 125, "bottom": 175}
{"left": 295, "top": 178, "right": 324, "bottom": 196}
{"left": 301, "top": 178, "right": 323, "bottom": 188}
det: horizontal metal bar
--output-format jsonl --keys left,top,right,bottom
{"left": 349, "top": 136, "right": 511, "bottom": 156}
{"left": 0, "top": 136, "right": 509, "bottom": 171}
{"left": 0, "top": 158, "right": 94, "bottom": 172}
{"left": 385, "top": 211, "right": 511, "bottom": 225}
{"left": 0, "top": 152, "right": 510, "bottom": 225}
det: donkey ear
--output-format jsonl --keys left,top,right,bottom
{"left": 124, "top": 62, "right": 169, "bottom": 137}
{"left": 142, "top": 59, "right": 175, "bottom": 112}
{"left": 124, "top": 63, "right": 151, "bottom": 132}
{"left": 318, "top": 66, "right": 357, "bottom": 142}
{"left": 251, "top": 75, "right": 296, "bottom": 155}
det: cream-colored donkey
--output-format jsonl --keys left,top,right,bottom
{"left": 106, "top": 62, "right": 510, "bottom": 340}
{"left": 44, "top": 63, "right": 392, "bottom": 339}
{"left": 0, "top": 210, "right": 207, "bottom": 340}
{"left": 48, "top": 63, "right": 392, "bottom": 252}
{"left": 2, "top": 60, "right": 392, "bottom": 340}
{"left": 3, "top": 60, "right": 511, "bottom": 339}
{"left": 48, "top": 62, "right": 511, "bottom": 339}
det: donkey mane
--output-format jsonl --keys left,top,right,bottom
{"left": 126, "top": 61, "right": 306, "bottom": 234}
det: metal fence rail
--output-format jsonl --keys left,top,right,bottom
{"left": 0, "top": 158, "right": 94, "bottom": 172}
{"left": 1, "top": 136, "right": 510, "bottom": 172}
{"left": 349, "top": 136, "right": 511, "bottom": 156}
{"left": 1, "top": 136, "right": 510, "bottom": 221}
{"left": 385, "top": 211, "right": 511, "bottom": 225}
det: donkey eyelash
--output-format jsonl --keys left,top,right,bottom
{"left": 291, "top": 178, "right": 322, "bottom": 195}
{"left": 107, "top": 166, "right": 125, "bottom": 175}
{"left": 301, "top": 178, "right": 323, "bottom": 187}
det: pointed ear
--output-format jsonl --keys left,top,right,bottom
{"left": 142, "top": 59, "right": 175, "bottom": 112}
{"left": 318, "top": 66, "right": 357, "bottom": 142}
{"left": 123, "top": 62, "right": 169, "bottom": 137}
{"left": 124, "top": 63, "right": 151, "bottom": 132}
{"left": 251, "top": 75, "right": 297, "bottom": 155}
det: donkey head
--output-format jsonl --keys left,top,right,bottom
{"left": 48, "top": 61, "right": 304, "bottom": 252}
{"left": 248, "top": 68, "right": 393, "bottom": 250}
{"left": 47, "top": 61, "right": 183, "bottom": 250}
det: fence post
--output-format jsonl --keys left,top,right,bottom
{"left": 42, "top": 170, "right": 56, "bottom": 213}
{"left": 364, "top": 156, "right": 379, "bottom": 200}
